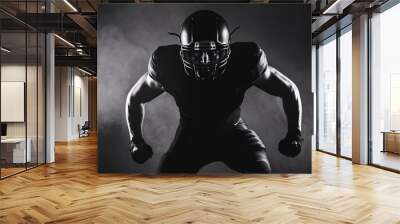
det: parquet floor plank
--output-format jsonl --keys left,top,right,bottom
{"left": 1, "top": 135, "right": 400, "bottom": 223}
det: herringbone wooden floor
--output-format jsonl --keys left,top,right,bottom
{"left": 1, "top": 135, "right": 400, "bottom": 224}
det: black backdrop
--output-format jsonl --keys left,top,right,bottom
{"left": 98, "top": 4, "right": 312, "bottom": 173}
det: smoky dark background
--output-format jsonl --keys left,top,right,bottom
{"left": 98, "top": 3, "right": 312, "bottom": 174}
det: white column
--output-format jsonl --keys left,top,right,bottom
{"left": 352, "top": 14, "right": 369, "bottom": 164}
{"left": 46, "top": 0, "right": 55, "bottom": 163}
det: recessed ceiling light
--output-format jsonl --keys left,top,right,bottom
{"left": 54, "top": 34, "right": 75, "bottom": 48}
{"left": 78, "top": 67, "right": 93, "bottom": 76}
{"left": 1, "top": 47, "right": 11, "bottom": 53}
{"left": 63, "top": 0, "right": 78, "bottom": 12}
{"left": 322, "top": 0, "right": 354, "bottom": 15}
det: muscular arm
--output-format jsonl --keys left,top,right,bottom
{"left": 125, "top": 73, "right": 164, "bottom": 143}
{"left": 253, "top": 66, "right": 302, "bottom": 136}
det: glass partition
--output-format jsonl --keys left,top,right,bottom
{"left": 27, "top": 30, "right": 38, "bottom": 169}
{"left": 38, "top": 32, "right": 45, "bottom": 165}
{"left": 0, "top": 1, "right": 46, "bottom": 179}
{"left": 1, "top": 30, "right": 28, "bottom": 177}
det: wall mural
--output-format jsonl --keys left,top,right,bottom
{"left": 98, "top": 4, "right": 312, "bottom": 174}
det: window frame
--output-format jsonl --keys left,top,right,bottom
{"left": 316, "top": 24, "right": 353, "bottom": 160}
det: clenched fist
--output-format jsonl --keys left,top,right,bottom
{"left": 129, "top": 138, "right": 153, "bottom": 164}
{"left": 278, "top": 132, "right": 303, "bottom": 158}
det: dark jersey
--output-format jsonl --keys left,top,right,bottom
{"left": 148, "top": 42, "right": 268, "bottom": 124}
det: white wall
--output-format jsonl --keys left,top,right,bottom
{"left": 55, "top": 67, "right": 89, "bottom": 141}
{"left": 1, "top": 64, "right": 40, "bottom": 137}
{"left": 55, "top": 66, "right": 70, "bottom": 141}
{"left": 1, "top": 66, "right": 26, "bottom": 139}
{"left": 70, "top": 72, "right": 89, "bottom": 139}
{"left": 1, "top": 63, "right": 46, "bottom": 164}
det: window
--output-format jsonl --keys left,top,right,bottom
{"left": 370, "top": 2, "right": 400, "bottom": 171}
{"left": 339, "top": 28, "right": 352, "bottom": 158}
{"left": 317, "top": 25, "right": 353, "bottom": 158}
{"left": 317, "top": 36, "right": 337, "bottom": 154}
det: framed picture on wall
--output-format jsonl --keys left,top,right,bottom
{"left": 1, "top": 81, "right": 25, "bottom": 122}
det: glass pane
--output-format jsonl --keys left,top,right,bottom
{"left": 318, "top": 37, "right": 337, "bottom": 154}
{"left": 38, "top": 32, "right": 45, "bottom": 165}
{"left": 371, "top": 4, "right": 400, "bottom": 171}
{"left": 340, "top": 29, "right": 352, "bottom": 158}
{"left": 26, "top": 0, "right": 39, "bottom": 169}
{"left": 27, "top": 31, "right": 38, "bottom": 169}
{"left": 1, "top": 30, "right": 27, "bottom": 177}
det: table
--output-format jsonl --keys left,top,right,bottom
{"left": 381, "top": 131, "right": 400, "bottom": 154}
{"left": 1, "top": 138, "right": 31, "bottom": 163}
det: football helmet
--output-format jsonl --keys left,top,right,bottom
{"left": 180, "top": 10, "right": 231, "bottom": 80}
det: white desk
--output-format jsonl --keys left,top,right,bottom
{"left": 1, "top": 138, "right": 31, "bottom": 163}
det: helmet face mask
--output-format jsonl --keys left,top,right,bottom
{"left": 179, "top": 10, "right": 231, "bottom": 81}
{"left": 180, "top": 41, "right": 230, "bottom": 80}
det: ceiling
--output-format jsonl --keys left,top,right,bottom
{"left": 0, "top": 0, "right": 391, "bottom": 75}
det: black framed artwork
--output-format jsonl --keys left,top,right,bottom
{"left": 98, "top": 3, "right": 312, "bottom": 174}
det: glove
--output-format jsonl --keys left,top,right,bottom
{"left": 278, "top": 131, "right": 303, "bottom": 158}
{"left": 129, "top": 137, "right": 153, "bottom": 164}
